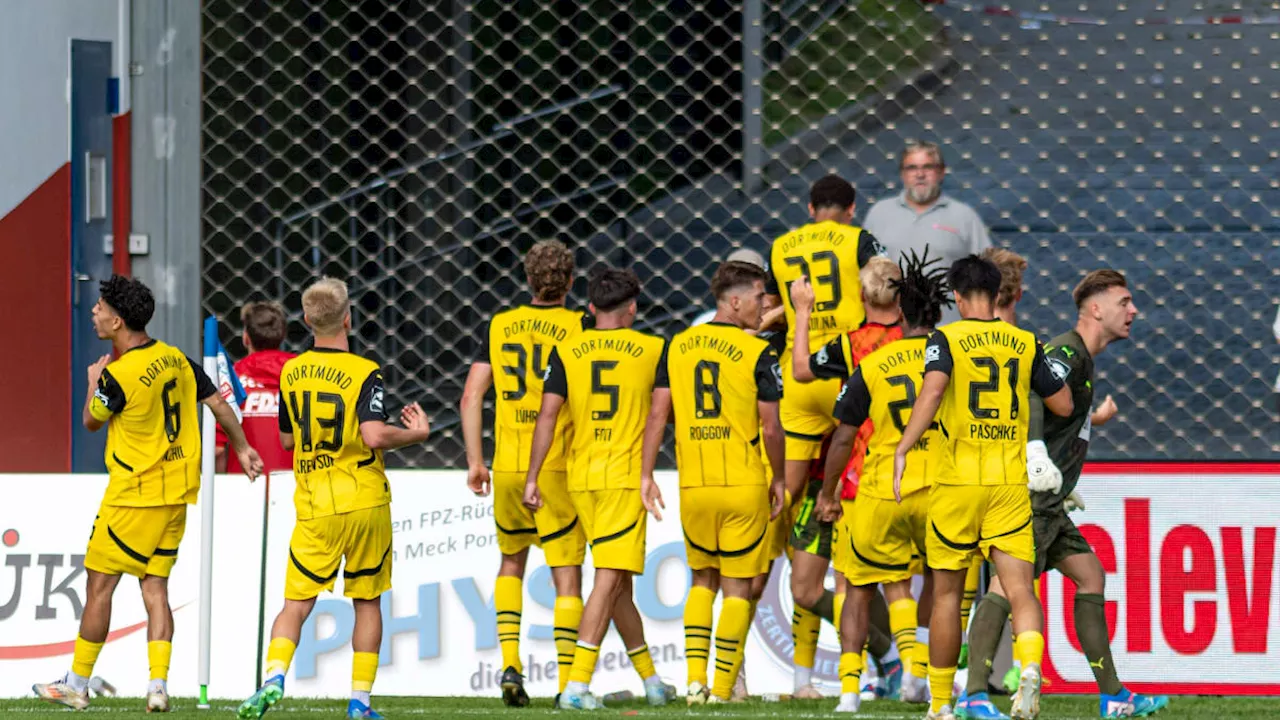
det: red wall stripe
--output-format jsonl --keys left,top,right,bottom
{"left": 112, "top": 112, "right": 130, "bottom": 276}
{"left": 0, "top": 165, "right": 72, "bottom": 471}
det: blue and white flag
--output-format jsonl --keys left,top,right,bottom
{"left": 203, "top": 315, "right": 246, "bottom": 421}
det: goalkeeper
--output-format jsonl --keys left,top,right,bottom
{"left": 959, "top": 270, "right": 1167, "bottom": 720}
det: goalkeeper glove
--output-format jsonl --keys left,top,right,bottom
{"left": 1064, "top": 490, "right": 1086, "bottom": 513}
{"left": 1026, "top": 440, "right": 1063, "bottom": 493}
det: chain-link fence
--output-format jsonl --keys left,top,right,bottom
{"left": 202, "top": 0, "right": 1279, "bottom": 467}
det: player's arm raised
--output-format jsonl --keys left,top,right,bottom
{"left": 460, "top": 360, "right": 494, "bottom": 496}
{"left": 357, "top": 371, "right": 431, "bottom": 450}
{"left": 83, "top": 354, "right": 117, "bottom": 432}
{"left": 756, "top": 345, "right": 786, "bottom": 519}
{"left": 523, "top": 348, "right": 567, "bottom": 510}
{"left": 790, "top": 276, "right": 817, "bottom": 381}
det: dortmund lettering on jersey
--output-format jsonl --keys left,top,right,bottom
{"left": 834, "top": 336, "right": 941, "bottom": 499}
{"left": 1029, "top": 329, "right": 1095, "bottom": 511}
{"left": 90, "top": 340, "right": 217, "bottom": 507}
{"left": 542, "top": 328, "right": 666, "bottom": 492}
{"left": 767, "top": 220, "right": 885, "bottom": 353}
{"left": 924, "top": 319, "right": 1064, "bottom": 486}
{"left": 278, "top": 348, "right": 390, "bottom": 519}
{"left": 664, "top": 322, "right": 783, "bottom": 488}
{"left": 479, "top": 305, "right": 587, "bottom": 473}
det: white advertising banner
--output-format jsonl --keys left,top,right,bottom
{"left": 1, "top": 465, "right": 1277, "bottom": 699}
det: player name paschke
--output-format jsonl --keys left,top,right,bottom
{"left": 969, "top": 423, "right": 1019, "bottom": 441}
{"left": 877, "top": 345, "right": 924, "bottom": 374}
{"left": 569, "top": 336, "right": 646, "bottom": 359}
{"left": 958, "top": 330, "right": 1026, "bottom": 355}
{"left": 500, "top": 318, "right": 569, "bottom": 342}
{"left": 677, "top": 335, "right": 744, "bottom": 362}
{"left": 136, "top": 353, "right": 185, "bottom": 387}
{"left": 689, "top": 425, "right": 731, "bottom": 441}
{"left": 283, "top": 364, "right": 354, "bottom": 389}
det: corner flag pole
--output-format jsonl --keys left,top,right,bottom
{"left": 197, "top": 318, "right": 219, "bottom": 709}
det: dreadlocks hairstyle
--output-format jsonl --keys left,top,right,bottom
{"left": 892, "top": 248, "right": 953, "bottom": 331}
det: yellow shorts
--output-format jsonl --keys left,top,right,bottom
{"left": 838, "top": 493, "right": 928, "bottom": 586}
{"left": 830, "top": 499, "right": 856, "bottom": 573}
{"left": 681, "top": 486, "right": 770, "bottom": 579}
{"left": 927, "top": 484, "right": 1034, "bottom": 571}
{"left": 572, "top": 489, "right": 647, "bottom": 574}
{"left": 86, "top": 503, "right": 188, "bottom": 578}
{"left": 287, "top": 504, "right": 392, "bottom": 601}
{"left": 493, "top": 471, "right": 586, "bottom": 567}
{"left": 765, "top": 489, "right": 796, "bottom": 561}
{"left": 780, "top": 362, "right": 841, "bottom": 461}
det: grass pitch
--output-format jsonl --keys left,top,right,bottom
{"left": 2, "top": 695, "right": 1277, "bottom": 719}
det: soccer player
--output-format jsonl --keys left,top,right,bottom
{"left": 216, "top": 301, "right": 296, "bottom": 474}
{"left": 893, "top": 255, "right": 1073, "bottom": 720}
{"left": 460, "top": 240, "right": 588, "bottom": 705}
{"left": 641, "top": 260, "right": 786, "bottom": 704}
{"left": 959, "top": 270, "right": 1167, "bottom": 720}
{"left": 33, "top": 275, "right": 264, "bottom": 713}
{"left": 766, "top": 174, "right": 884, "bottom": 697}
{"left": 524, "top": 267, "right": 669, "bottom": 711}
{"left": 789, "top": 256, "right": 907, "bottom": 698}
{"left": 238, "top": 278, "right": 431, "bottom": 720}
{"left": 815, "top": 250, "right": 952, "bottom": 713}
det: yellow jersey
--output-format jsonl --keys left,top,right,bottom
{"left": 664, "top": 322, "right": 783, "bottom": 488}
{"left": 767, "top": 220, "right": 884, "bottom": 353}
{"left": 480, "top": 304, "right": 587, "bottom": 473}
{"left": 278, "top": 348, "right": 390, "bottom": 519}
{"left": 833, "top": 336, "right": 941, "bottom": 499}
{"left": 542, "top": 328, "right": 667, "bottom": 492}
{"left": 923, "top": 319, "right": 1065, "bottom": 486}
{"left": 89, "top": 339, "right": 217, "bottom": 507}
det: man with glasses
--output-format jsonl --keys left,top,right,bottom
{"left": 864, "top": 142, "right": 992, "bottom": 326}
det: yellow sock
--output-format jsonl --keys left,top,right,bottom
{"left": 71, "top": 635, "right": 104, "bottom": 678}
{"left": 147, "top": 641, "right": 172, "bottom": 682}
{"left": 1014, "top": 631, "right": 1045, "bottom": 668}
{"left": 351, "top": 651, "right": 378, "bottom": 693}
{"left": 961, "top": 559, "right": 982, "bottom": 635}
{"left": 495, "top": 576, "right": 524, "bottom": 674}
{"left": 888, "top": 598, "right": 918, "bottom": 670}
{"left": 910, "top": 629, "right": 930, "bottom": 680}
{"left": 792, "top": 607, "right": 820, "bottom": 673}
{"left": 929, "top": 665, "right": 957, "bottom": 714}
{"left": 711, "top": 597, "right": 751, "bottom": 699}
{"left": 568, "top": 642, "right": 600, "bottom": 685}
{"left": 684, "top": 585, "right": 715, "bottom": 686}
{"left": 628, "top": 644, "right": 657, "bottom": 681}
{"left": 833, "top": 591, "right": 847, "bottom": 645}
{"left": 1012, "top": 639, "right": 1024, "bottom": 669}
{"left": 264, "top": 637, "right": 297, "bottom": 680}
{"left": 553, "top": 597, "right": 583, "bottom": 693}
{"left": 838, "top": 651, "right": 864, "bottom": 694}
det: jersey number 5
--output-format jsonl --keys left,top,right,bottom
{"left": 501, "top": 343, "right": 546, "bottom": 401}
{"left": 288, "top": 391, "right": 347, "bottom": 452}
{"left": 590, "top": 361, "right": 619, "bottom": 421}
{"left": 968, "top": 357, "right": 1020, "bottom": 420}
{"left": 784, "top": 251, "right": 842, "bottom": 311}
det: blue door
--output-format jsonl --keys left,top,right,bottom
{"left": 70, "top": 40, "right": 114, "bottom": 472}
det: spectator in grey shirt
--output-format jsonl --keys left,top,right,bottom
{"left": 863, "top": 141, "right": 992, "bottom": 324}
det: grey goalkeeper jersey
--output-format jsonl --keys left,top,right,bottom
{"left": 1029, "top": 329, "right": 1094, "bottom": 513}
